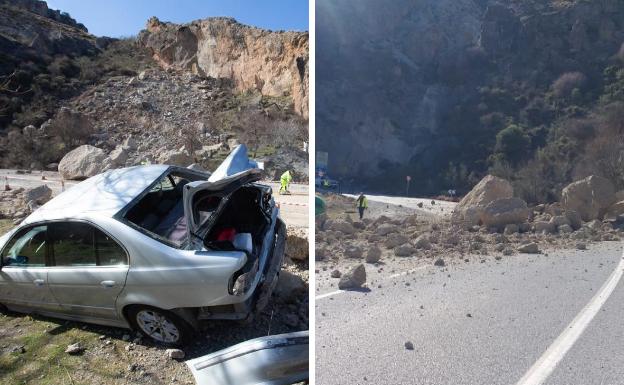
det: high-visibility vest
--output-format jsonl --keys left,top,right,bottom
{"left": 356, "top": 196, "right": 368, "bottom": 208}
{"left": 281, "top": 171, "right": 292, "bottom": 184}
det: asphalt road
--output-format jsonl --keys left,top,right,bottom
{"left": 0, "top": 169, "right": 309, "bottom": 230}
{"left": 316, "top": 242, "right": 624, "bottom": 385}
{"left": 343, "top": 193, "right": 456, "bottom": 218}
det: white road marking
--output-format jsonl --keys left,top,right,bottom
{"left": 516, "top": 255, "right": 624, "bottom": 385}
{"left": 316, "top": 290, "right": 343, "bottom": 300}
{"left": 316, "top": 266, "right": 430, "bottom": 300}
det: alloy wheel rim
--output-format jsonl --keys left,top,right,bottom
{"left": 136, "top": 310, "right": 180, "bottom": 343}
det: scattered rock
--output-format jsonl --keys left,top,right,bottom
{"left": 518, "top": 242, "right": 539, "bottom": 254}
{"left": 434, "top": 258, "right": 445, "bottom": 267}
{"left": 365, "top": 246, "right": 382, "bottom": 263}
{"left": 274, "top": 271, "right": 306, "bottom": 302}
{"left": 344, "top": 245, "right": 363, "bottom": 259}
{"left": 330, "top": 269, "right": 341, "bottom": 278}
{"left": 65, "top": 343, "right": 85, "bottom": 355}
{"left": 166, "top": 348, "right": 185, "bottom": 360}
{"left": 338, "top": 264, "right": 366, "bottom": 289}
{"left": 576, "top": 242, "right": 587, "bottom": 250}
{"left": 394, "top": 243, "right": 417, "bottom": 257}
{"left": 414, "top": 234, "right": 432, "bottom": 250}
{"left": 404, "top": 341, "right": 414, "bottom": 350}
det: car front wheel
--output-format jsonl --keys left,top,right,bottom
{"left": 128, "top": 306, "right": 192, "bottom": 346}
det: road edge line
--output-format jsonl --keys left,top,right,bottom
{"left": 516, "top": 253, "right": 624, "bottom": 385}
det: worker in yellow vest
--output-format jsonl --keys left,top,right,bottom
{"left": 355, "top": 192, "right": 368, "bottom": 220}
{"left": 279, "top": 170, "right": 292, "bottom": 194}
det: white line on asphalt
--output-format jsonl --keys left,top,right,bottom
{"left": 516, "top": 254, "right": 624, "bottom": 385}
{"left": 315, "top": 266, "right": 430, "bottom": 300}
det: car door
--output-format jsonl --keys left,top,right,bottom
{"left": 46, "top": 221, "right": 129, "bottom": 321}
{"left": 0, "top": 224, "right": 60, "bottom": 313}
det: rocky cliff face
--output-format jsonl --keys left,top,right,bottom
{"left": 317, "top": 0, "right": 624, "bottom": 194}
{"left": 138, "top": 17, "right": 309, "bottom": 117}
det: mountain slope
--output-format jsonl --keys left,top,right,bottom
{"left": 317, "top": 0, "right": 624, "bottom": 200}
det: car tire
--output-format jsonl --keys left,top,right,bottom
{"left": 127, "top": 305, "right": 193, "bottom": 346}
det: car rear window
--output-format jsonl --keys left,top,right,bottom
{"left": 49, "top": 222, "right": 128, "bottom": 267}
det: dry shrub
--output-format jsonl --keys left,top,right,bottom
{"left": 552, "top": 71, "right": 586, "bottom": 98}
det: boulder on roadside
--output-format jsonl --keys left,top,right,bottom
{"left": 23, "top": 185, "right": 52, "bottom": 205}
{"left": 481, "top": 197, "right": 529, "bottom": 229}
{"left": 365, "top": 246, "right": 382, "bottom": 263}
{"left": 561, "top": 175, "right": 616, "bottom": 221}
{"left": 326, "top": 219, "right": 355, "bottom": 235}
{"left": 344, "top": 244, "right": 363, "bottom": 259}
{"left": 534, "top": 221, "right": 555, "bottom": 234}
{"left": 59, "top": 145, "right": 109, "bottom": 180}
{"left": 564, "top": 210, "right": 583, "bottom": 230}
{"left": 414, "top": 234, "right": 432, "bottom": 250}
{"left": 394, "top": 243, "right": 417, "bottom": 257}
{"left": 384, "top": 233, "right": 408, "bottom": 249}
{"left": 330, "top": 269, "right": 341, "bottom": 278}
{"left": 452, "top": 175, "right": 514, "bottom": 227}
{"left": 376, "top": 223, "right": 398, "bottom": 236}
{"left": 338, "top": 264, "right": 366, "bottom": 289}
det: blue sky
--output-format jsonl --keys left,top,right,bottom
{"left": 45, "top": 0, "right": 309, "bottom": 37}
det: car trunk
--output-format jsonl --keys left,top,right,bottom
{"left": 123, "top": 145, "right": 271, "bottom": 255}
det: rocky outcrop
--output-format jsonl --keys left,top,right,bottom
{"left": 137, "top": 17, "right": 308, "bottom": 117}
{"left": 0, "top": 0, "right": 96, "bottom": 57}
{"left": 561, "top": 175, "right": 616, "bottom": 221}
{"left": 0, "top": 0, "right": 87, "bottom": 31}
{"left": 58, "top": 145, "right": 109, "bottom": 180}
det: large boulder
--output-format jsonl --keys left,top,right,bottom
{"left": 453, "top": 175, "right": 513, "bottom": 226}
{"left": 273, "top": 271, "right": 306, "bottom": 302}
{"left": 158, "top": 149, "right": 193, "bottom": 166}
{"left": 23, "top": 185, "right": 52, "bottom": 205}
{"left": 338, "top": 264, "right": 366, "bottom": 289}
{"left": 561, "top": 175, "right": 616, "bottom": 221}
{"left": 481, "top": 197, "right": 529, "bottom": 229}
{"left": 58, "top": 145, "right": 109, "bottom": 180}
{"left": 108, "top": 145, "right": 128, "bottom": 167}
{"left": 326, "top": 220, "right": 355, "bottom": 235}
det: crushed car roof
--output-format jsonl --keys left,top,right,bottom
{"left": 24, "top": 165, "right": 170, "bottom": 223}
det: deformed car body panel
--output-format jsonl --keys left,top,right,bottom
{"left": 186, "top": 331, "right": 309, "bottom": 385}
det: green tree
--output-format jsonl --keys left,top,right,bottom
{"left": 494, "top": 124, "right": 530, "bottom": 164}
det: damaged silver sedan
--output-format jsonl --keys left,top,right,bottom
{"left": 0, "top": 145, "right": 286, "bottom": 345}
